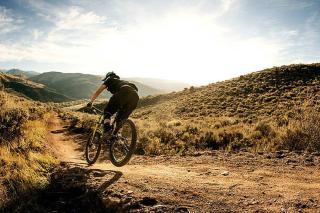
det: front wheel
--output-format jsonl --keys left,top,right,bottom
{"left": 109, "top": 119, "right": 137, "bottom": 167}
{"left": 85, "top": 131, "right": 102, "bottom": 165}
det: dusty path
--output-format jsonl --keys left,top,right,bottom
{"left": 47, "top": 115, "right": 320, "bottom": 212}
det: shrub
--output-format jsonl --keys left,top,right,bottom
{"left": 279, "top": 109, "right": 320, "bottom": 151}
{"left": 200, "top": 132, "right": 218, "bottom": 149}
{"left": 281, "top": 129, "right": 307, "bottom": 151}
{"left": 144, "top": 138, "right": 164, "bottom": 155}
{"left": 154, "top": 127, "right": 176, "bottom": 145}
{"left": 0, "top": 108, "right": 29, "bottom": 142}
{"left": 0, "top": 92, "right": 6, "bottom": 107}
{"left": 255, "top": 121, "right": 275, "bottom": 138}
{"left": 228, "top": 138, "right": 252, "bottom": 151}
{"left": 217, "top": 131, "right": 244, "bottom": 149}
{"left": 0, "top": 91, "right": 57, "bottom": 204}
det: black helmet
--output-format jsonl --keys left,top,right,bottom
{"left": 102, "top": 71, "right": 120, "bottom": 81}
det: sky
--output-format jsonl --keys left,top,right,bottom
{"left": 0, "top": 0, "right": 319, "bottom": 85}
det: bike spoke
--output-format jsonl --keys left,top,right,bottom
{"left": 109, "top": 120, "right": 136, "bottom": 166}
{"left": 122, "top": 142, "right": 129, "bottom": 153}
{"left": 86, "top": 132, "right": 101, "bottom": 163}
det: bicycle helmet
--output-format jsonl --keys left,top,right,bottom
{"left": 102, "top": 71, "right": 120, "bottom": 81}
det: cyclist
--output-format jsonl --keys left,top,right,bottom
{"left": 87, "top": 71, "right": 139, "bottom": 132}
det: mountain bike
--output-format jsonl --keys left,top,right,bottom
{"left": 85, "top": 106, "right": 137, "bottom": 167}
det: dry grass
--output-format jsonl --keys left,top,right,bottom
{"left": 278, "top": 109, "right": 320, "bottom": 151}
{"left": 0, "top": 91, "right": 57, "bottom": 206}
{"left": 60, "top": 64, "right": 320, "bottom": 155}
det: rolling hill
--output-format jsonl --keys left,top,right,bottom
{"left": 0, "top": 73, "right": 72, "bottom": 102}
{"left": 135, "top": 63, "right": 320, "bottom": 120}
{"left": 5, "top": 69, "right": 39, "bottom": 78}
{"left": 30, "top": 72, "right": 163, "bottom": 99}
{"left": 122, "top": 63, "right": 320, "bottom": 154}
{"left": 2, "top": 68, "right": 190, "bottom": 100}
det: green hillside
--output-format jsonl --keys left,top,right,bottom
{"left": 30, "top": 72, "right": 162, "bottom": 99}
{"left": 0, "top": 73, "right": 72, "bottom": 102}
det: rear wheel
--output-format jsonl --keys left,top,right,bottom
{"left": 85, "top": 131, "right": 102, "bottom": 165}
{"left": 109, "top": 119, "right": 137, "bottom": 167}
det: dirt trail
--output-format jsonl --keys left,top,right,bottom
{"left": 47, "top": 115, "right": 320, "bottom": 212}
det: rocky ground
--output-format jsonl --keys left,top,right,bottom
{"left": 4, "top": 116, "right": 320, "bottom": 213}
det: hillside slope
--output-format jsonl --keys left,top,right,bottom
{"left": 136, "top": 63, "right": 320, "bottom": 120}
{"left": 30, "top": 72, "right": 162, "bottom": 99}
{"left": 0, "top": 90, "right": 57, "bottom": 207}
{"left": 59, "top": 63, "right": 320, "bottom": 155}
{"left": 122, "top": 63, "right": 320, "bottom": 154}
{"left": 0, "top": 73, "right": 72, "bottom": 102}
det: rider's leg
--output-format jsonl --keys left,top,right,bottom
{"left": 114, "top": 87, "right": 139, "bottom": 132}
{"left": 104, "top": 94, "right": 121, "bottom": 132}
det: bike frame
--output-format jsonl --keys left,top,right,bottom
{"left": 89, "top": 106, "right": 104, "bottom": 144}
{"left": 89, "top": 106, "right": 121, "bottom": 144}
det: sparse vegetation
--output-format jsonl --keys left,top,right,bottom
{"left": 279, "top": 108, "right": 320, "bottom": 151}
{"left": 60, "top": 64, "right": 320, "bottom": 155}
{"left": 2, "top": 63, "right": 320, "bottom": 211}
{"left": 0, "top": 91, "right": 57, "bottom": 207}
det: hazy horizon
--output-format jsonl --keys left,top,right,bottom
{"left": 0, "top": 0, "right": 319, "bottom": 84}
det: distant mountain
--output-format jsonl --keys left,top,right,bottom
{"left": 125, "top": 77, "right": 190, "bottom": 92}
{"left": 2, "top": 68, "right": 190, "bottom": 100}
{"left": 30, "top": 72, "right": 162, "bottom": 99}
{"left": 6, "top": 69, "right": 39, "bottom": 78}
{"left": 0, "top": 73, "right": 72, "bottom": 102}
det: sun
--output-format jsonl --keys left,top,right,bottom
{"left": 82, "top": 9, "right": 281, "bottom": 84}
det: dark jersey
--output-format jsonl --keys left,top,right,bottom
{"left": 103, "top": 78, "right": 138, "bottom": 94}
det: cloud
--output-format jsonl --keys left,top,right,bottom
{"left": 1, "top": 0, "right": 319, "bottom": 83}
{"left": 55, "top": 6, "right": 106, "bottom": 30}
{"left": 0, "top": 4, "right": 113, "bottom": 66}
{"left": 0, "top": 43, "right": 28, "bottom": 61}
{"left": 31, "top": 29, "right": 43, "bottom": 40}
{"left": 44, "top": 6, "right": 110, "bottom": 47}
{"left": 0, "top": 2, "right": 287, "bottom": 83}
{"left": 0, "top": 6, "right": 22, "bottom": 34}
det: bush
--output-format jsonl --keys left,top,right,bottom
{"left": 279, "top": 110, "right": 320, "bottom": 151}
{"left": 281, "top": 129, "right": 307, "bottom": 151}
{"left": 200, "top": 132, "right": 218, "bottom": 149}
{"left": 0, "top": 108, "right": 29, "bottom": 142}
{"left": 0, "top": 91, "right": 57, "bottom": 204}
{"left": 255, "top": 121, "right": 274, "bottom": 137}
{"left": 154, "top": 127, "right": 176, "bottom": 145}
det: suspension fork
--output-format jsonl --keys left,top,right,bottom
{"left": 90, "top": 114, "right": 104, "bottom": 143}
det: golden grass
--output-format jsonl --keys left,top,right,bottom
{"left": 59, "top": 64, "right": 320, "bottom": 155}
{"left": 0, "top": 90, "right": 57, "bottom": 205}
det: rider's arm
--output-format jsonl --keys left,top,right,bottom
{"left": 90, "top": 84, "right": 106, "bottom": 103}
